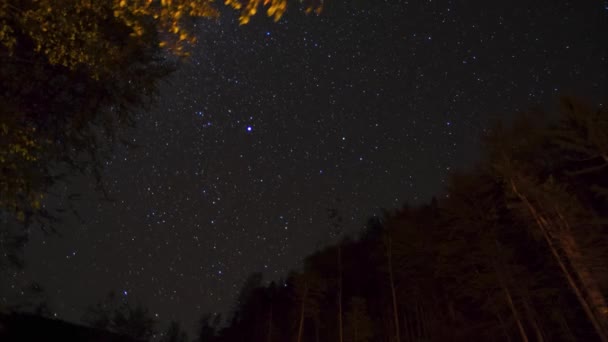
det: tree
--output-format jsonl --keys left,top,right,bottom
{"left": 383, "top": 231, "right": 401, "bottom": 342}
{"left": 82, "top": 291, "right": 156, "bottom": 340}
{"left": 344, "top": 297, "right": 372, "bottom": 342}
{"left": 485, "top": 108, "right": 608, "bottom": 342}
{"left": 189, "top": 97, "right": 608, "bottom": 342}
{"left": 328, "top": 208, "right": 344, "bottom": 342}
{"left": 1, "top": 0, "right": 324, "bottom": 71}
{"left": 0, "top": 0, "right": 324, "bottom": 264}
{"left": 2, "top": 282, "right": 53, "bottom": 317}
{"left": 197, "top": 313, "right": 221, "bottom": 342}
{"left": 438, "top": 170, "right": 537, "bottom": 341}
{"left": 161, "top": 320, "right": 188, "bottom": 342}
{"left": 291, "top": 270, "right": 326, "bottom": 342}
{"left": 551, "top": 97, "right": 608, "bottom": 174}
{"left": 0, "top": 0, "right": 175, "bottom": 229}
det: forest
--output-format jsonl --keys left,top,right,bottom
{"left": 2, "top": 98, "right": 608, "bottom": 342}
{"left": 191, "top": 98, "right": 608, "bottom": 342}
{"left": 4, "top": 98, "right": 608, "bottom": 342}
{"left": 1, "top": 0, "right": 608, "bottom": 341}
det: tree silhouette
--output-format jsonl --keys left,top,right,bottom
{"left": 327, "top": 207, "right": 344, "bottom": 342}
{"left": 382, "top": 230, "right": 401, "bottom": 342}
{"left": 486, "top": 106, "right": 608, "bottom": 341}
{"left": 0, "top": 0, "right": 325, "bottom": 263}
{"left": 202, "top": 97, "right": 608, "bottom": 342}
{"left": 82, "top": 291, "right": 156, "bottom": 340}
{"left": 161, "top": 320, "right": 188, "bottom": 342}
{"left": 344, "top": 297, "right": 372, "bottom": 342}
{"left": 197, "top": 313, "right": 221, "bottom": 342}
{"left": 291, "top": 270, "right": 326, "bottom": 342}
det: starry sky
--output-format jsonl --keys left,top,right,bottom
{"left": 2, "top": 0, "right": 607, "bottom": 337}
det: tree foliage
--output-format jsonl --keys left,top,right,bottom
{"left": 0, "top": 0, "right": 322, "bottom": 265}
{"left": 82, "top": 291, "right": 157, "bottom": 340}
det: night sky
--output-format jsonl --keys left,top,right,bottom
{"left": 2, "top": 0, "right": 607, "bottom": 337}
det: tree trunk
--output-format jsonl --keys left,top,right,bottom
{"left": 315, "top": 316, "right": 320, "bottom": 342}
{"left": 501, "top": 277, "right": 529, "bottom": 342}
{"left": 338, "top": 246, "right": 344, "bottom": 342}
{"left": 297, "top": 285, "right": 309, "bottom": 342}
{"left": 354, "top": 316, "right": 359, "bottom": 342}
{"left": 416, "top": 301, "right": 423, "bottom": 340}
{"left": 493, "top": 239, "right": 528, "bottom": 342}
{"left": 555, "top": 208, "right": 608, "bottom": 333}
{"left": 521, "top": 295, "right": 543, "bottom": 342}
{"left": 447, "top": 298, "right": 457, "bottom": 322}
{"left": 496, "top": 311, "right": 512, "bottom": 342}
{"left": 420, "top": 300, "right": 430, "bottom": 340}
{"left": 555, "top": 310, "right": 576, "bottom": 342}
{"left": 386, "top": 235, "right": 401, "bottom": 342}
{"left": 402, "top": 312, "right": 410, "bottom": 342}
{"left": 510, "top": 180, "right": 608, "bottom": 342}
{"left": 267, "top": 307, "right": 273, "bottom": 342}
{"left": 529, "top": 315, "right": 544, "bottom": 342}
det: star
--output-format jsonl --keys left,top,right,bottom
{"left": 7, "top": 0, "right": 606, "bottom": 339}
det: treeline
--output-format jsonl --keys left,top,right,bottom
{"left": 198, "top": 97, "right": 608, "bottom": 342}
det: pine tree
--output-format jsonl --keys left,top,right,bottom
{"left": 486, "top": 112, "right": 608, "bottom": 342}
{"left": 344, "top": 297, "right": 372, "bottom": 342}
{"left": 291, "top": 271, "right": 326, "bottom": 342}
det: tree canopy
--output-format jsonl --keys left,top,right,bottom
{"left": 0, "top": 0, "right": 323, "bottom": 263}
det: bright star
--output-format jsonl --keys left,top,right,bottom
{"left": 246, "top": 126, "right": 252, "bottom": 132}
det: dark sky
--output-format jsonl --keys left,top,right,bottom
{"left": 2, "top": 0, "right": 607, "bottom": 338}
